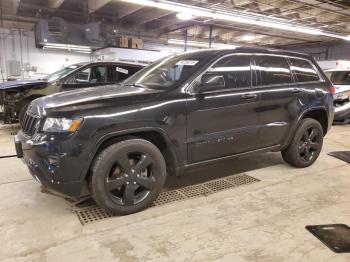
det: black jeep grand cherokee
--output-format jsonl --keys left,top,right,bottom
{"left": 15, "top": 48, "right": 334, "bottom": 215}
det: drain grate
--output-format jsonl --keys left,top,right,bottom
{"left": 76, "top": 206, "right": 111, "bottom": 225}
{"left": 74, "top": 173, "right": 260, "bottom": 225}
{"left": 151, "top": 190, "right": 186, "bottom": 206}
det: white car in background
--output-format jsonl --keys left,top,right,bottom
{"left": 325, "top": 69, "right": 350, "bottom": 123}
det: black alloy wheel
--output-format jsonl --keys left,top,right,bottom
{"left": 282, "top": 118, "right": 324, "bottom": 168}
{"left": 106, "top": 152, "right": 156, "bottom": 206}
{"left": 91, "top": 139, "right": 166, "bottom": 215}
{"left": 298, "top": 126, "right": 321, "bottom": 162}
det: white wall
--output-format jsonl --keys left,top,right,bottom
{"left": 93, "top": 47, "right": 170, "bottom": 64}
{"left": 0, "top": 28, "right": 91, "bottom": 82}
{"left": 0, "top": 27, "right": 201, "bottom": 82}
{"left": 93, "top": 42, "right": 200, "bottom": 64}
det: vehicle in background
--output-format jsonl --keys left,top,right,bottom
{"left": 0, "top": 61, "right": 144, "bottom": 123}
{"left": 15, "top": 48, "right": 334, "bottom": 215}
{"left": 325, "top": 69, "right": 350, "bottom": 123}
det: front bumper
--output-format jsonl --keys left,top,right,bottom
{"left": 15, "top": 131, "right": 89, "bottom": 199}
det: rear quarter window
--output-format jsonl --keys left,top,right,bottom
{"left": 289, "top": 58, "right": 320, "bottom": 83}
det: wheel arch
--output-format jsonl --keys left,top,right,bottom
{"left": 299, "top": 107, "right": 329, "bottom": 135}
{"left": 282, "top": 106, "right": 329, "bottom": 150}
{"left": 82, "top": 128, "right": 179, "bottom": 183}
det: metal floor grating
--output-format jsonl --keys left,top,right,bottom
{"left": 74, "top": 173, "right": 260, "bottom": 225}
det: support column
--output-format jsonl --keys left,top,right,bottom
{"left": 209, "top": 24, "right": 213, "bottom": 48}
{"left": 184, "top": 29, "right": 188, "bottom": 52}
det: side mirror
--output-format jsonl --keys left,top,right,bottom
{"left": 195, "top": 73, "right": 225, "bottom": 93}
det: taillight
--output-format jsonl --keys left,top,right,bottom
{"left": 330, "top": 84, "right": 335, "bottom": 95}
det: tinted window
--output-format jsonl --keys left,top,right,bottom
{"left": 289, "top": 58, "right": 320, "bottom": 82}
{"left": 90, "top": 66, "right": 107, "bottom": 83}
{"left": 210, "top": 55, "right": 251, "bottom": 89}
{"left": 255, "top": 55, "right": 292, "bottom": 85}
{"left": 74, "top": 67, "right": 90, "bottom": 83}
{"left": 115, "top": 66, "right": 141, "bottom": 82}
{"left": 326, "top": 71, "right": 350, "bottom": 85}
{"left": 124, "top": 53, "right": 209, "bottom": 90}
{"left": 106, "top": 66, "right": 115, "bottom": 82}
{"left": 69, "top": 66, "right": 108, "bottom": 84}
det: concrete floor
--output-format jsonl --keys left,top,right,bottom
{"left": 1, "top": 125, "right": 350, "bottom": 261}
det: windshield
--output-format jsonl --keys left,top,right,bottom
{"left": 124, "top": 52, "right": 209, "bottom": 90}
{"left": 326, "top": 71, "right": 350, "bottom": 85}
{"left": 44, "top": 64, "right": 82, "bottom": 82}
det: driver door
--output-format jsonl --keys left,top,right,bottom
{"left": 186, "top": 54, "right": 261, "bottom": 163}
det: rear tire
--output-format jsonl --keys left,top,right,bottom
{"left": 90, "top": 139, "right": 166, "bottom": 215}
{"left": 282, "top": 118, "right": 323, "bottom": 168}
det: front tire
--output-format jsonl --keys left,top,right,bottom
{"left": 90, "top": 139, "right": 166, "bottom": 215}
{"left": 282, "top": 118, "right": 324, "bottom": 168}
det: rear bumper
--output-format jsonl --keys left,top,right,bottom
{"left": 15, "top": 132, "right": 89, "bottom": 199}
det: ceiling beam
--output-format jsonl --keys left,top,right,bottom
{"left": 48, "top": 0, "right": 65, "bottom": 9}
{"left": 88, "top": 0, "right": 110, "bottom": 13}
{"left": 123, "top": 9, "right": 174, "bottom": 27}
{"left": 116, "top": 3, "right": 146, "bottom": 19}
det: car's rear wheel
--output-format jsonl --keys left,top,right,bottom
{"left": 90, "top": 139, "right": 166, "bottom": 215}
{"left": 282, "top": 118, "right": 324, "bottom": 168}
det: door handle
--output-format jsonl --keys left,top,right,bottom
{"left": 241, "top": 93, "right": 258, "bottom": 99}
{"left": 292, "top": 88, "right": 302, "bottom": 93}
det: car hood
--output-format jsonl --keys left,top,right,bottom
{"left": 0, "top": 79, "right": 47, "bottom": 90}
{"left": 31, "top": 84, "right": 162, "bottom": 111}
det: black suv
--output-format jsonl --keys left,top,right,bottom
{"left": 0, "top": 61, "right": 143, "bottom": 123}
{"left": 15, "top": 48, "right": 334, "bottom": 215}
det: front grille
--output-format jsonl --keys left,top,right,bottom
{"left": 22, "top": 112, "right": 39, "bottom": 136}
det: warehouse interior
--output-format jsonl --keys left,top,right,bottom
{"left": 1, "top": 0, "right": 350, "bottom": 261}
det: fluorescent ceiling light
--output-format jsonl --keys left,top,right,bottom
{"left": 115, "top": 0, "right": 350, "bottom": 41}
{"left": 168, "top": 39, "right": 238, "bottom": 49}
{"left": 42, "top": 43, "right": 92, "bottom": 53}
{"left": 241, "top": 34, "right": 255, "bottom": 41}
{"left": 176, "top": 12, "right": 194, "bottom": 20}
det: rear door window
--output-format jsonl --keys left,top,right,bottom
{"left": 289, "top": 58, "right": 320, "bottom": 83}
{"left": 254, "top": 55, "right": 292, "bottom": 86}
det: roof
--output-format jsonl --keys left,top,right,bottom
{"left": 180, "top": 47, "right": 311, "bottom": 59}
{"left": 87, "top": 61, "right": 146, "bottom": 67}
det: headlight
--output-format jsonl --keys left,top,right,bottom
{"left": 42, "top": 118, "right": 83, "bottom": 133}
{"left": 334, "top": 90, "right": 350, "bottom": 100}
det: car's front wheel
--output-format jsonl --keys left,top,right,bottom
{"left": 282, "top": 118, "right": 324, "bottom": 168}
{"left": 90, "top": 139, "right": 166, "bottom": 215}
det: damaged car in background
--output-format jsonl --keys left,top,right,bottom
{"left": 0, "top": 61, "right": 144, "bottom": 123}
{"left": 325, "top": 69, "right": 350, "bottom": 123}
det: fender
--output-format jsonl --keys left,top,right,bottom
{"left": 79, "top": 126, "right": 180, "bottom": 180}
{"left": 281, "top": 105, "right": 328, "bottom": 150}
